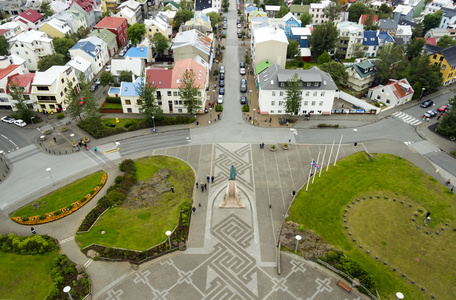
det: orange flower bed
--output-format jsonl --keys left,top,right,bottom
{"left": 12, "top": 174, "right": 108, "bottom": 225}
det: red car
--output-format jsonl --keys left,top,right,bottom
{"left": 437, "top": 105, "right": 448, "bottom": 112}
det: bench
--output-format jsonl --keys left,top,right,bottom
{"left": 337, "top": 280, "right": 352, "bottom": 293}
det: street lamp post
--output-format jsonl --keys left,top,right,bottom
{"left": 151, "top": 116, "right": 156, "bottom": 132}
{"left": 165, "top": 230, "right": 172, "bottom": 250}
{"left": 30, "top": 117, "right": 35, "bottom": 125}
{"left": 46, "top": 168, "right": 55, "bottom": 185}
{"left": 396, "top": 292, "right": 404, "bottom": 300}
{"left": 70, "top": 133, "right": 75, "bottom": 144}
{"left": 41, "top": 135, "right": 48, "bottom": 152}
{"left": 249, "top": 89, "right": 252, "bottom": 105}
{"left": 419, "top": 88, "right": 425, "bottom": 101}
{"left": 295, "top": 235, "right": 302, "bottom": 254}
{"left": 63, "top": 286, "right": 73, "bottom": 300}
{"left": 210, "top": 107, "right": 212, "bottom": 120}
{"left": 253, "top": 108, "right": 256, "bottom": 125}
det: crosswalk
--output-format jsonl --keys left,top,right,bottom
{"left": 392, "top": 112, "right": 422, "bottom": 126}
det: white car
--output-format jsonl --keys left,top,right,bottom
{"left": 105, "top": 65, "right": 111, "bottom": 71}
{"left": 217, "top": 95, "right": 224, "bottom": 104}
{"left": 13, "top": 119, "right": 26, "bottom": 127}
{"left": 240, "top": 67, "right": 246, "bottom": 75}
{"left": 1, "top": 116, "right": 15, "bottom": 123}
{"left": 220, "top": 66, "right": 225, "bottom": 74}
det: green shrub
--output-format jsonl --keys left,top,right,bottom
{"left": 56, "top": 112, "right": 65, "bottom": 119}
{"left": 54, "top": 210, "right": 61, "bottom": 216}
{"left": 242, "top": 105, "right": 249, "bottom": 112}
{"left": 22, "top": 216, "right": 29, "bottom": 222}
{"left": 39, "top": 214, "right": 47, "bottom": 220}
{"left": 67, "top": 204, "right": 73, "bottom": 210}
{"left": 115, "top": 176, "right": 124, "bottom": 184}
{"left": 451, "top": 151, "right": 456, "bottom": 157}
{"left": 0, "top": 233, "right": 57, "bottom": 254}
{"left": 105, "top": 97, "right": 121, "bottom": 104}
{"left": 216, "top": 105, "right": 223, "bottom": 112}
{"left": 298, "top": 61, "right": 304, "bottom": 68}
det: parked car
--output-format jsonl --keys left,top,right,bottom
{"left": 220, "top": 66, "right": 225, "bottom": 74}
{"left": 90, "top": 84, "right": 97, "bottom": 92}
{"left": 437, "top": 105, "right": 448, "bottom": 112}
{"left": 1, "top": 116, "right": 15, "bottom": 123}
{"left": 420, "top": 100, "right": 433, "bottom": 108}
{"left": 240, "top": 62, "right": 245, "bottom": 68}
{"left": 240, "top": 78, "right": 247, "bottom": 85}
{"left": 237, "top": 23, "right": 241, "bottom": 28}
{"left": 219, "top": 80, "right": 225, "bottom": 87}
{"left": 223, "top": 23, "right": 227, "bottom": 29}
{"left": 217, "top": 94, "right": 224, "bottom": 104}
{"left": 240, "top": 79, "right": 247, "bottom": 92}
{"left": 105, "top": 65, "right": 111, "bottom": 71}
{"left": 94, "top": 78, "right": 100, "bottom": 85}
{"left": 240, "top": 96, "right": 247, "bottom": 105}
{"left": 220, "top": 73, "right": 225, "bottom": 80}
{"left": 424, "top": 110, "right": 437, "bottom": 118}
{"left": 219, "top": 87, "right": 225, "bottom": 95}
{"left": 240, "top": 67, "right": 246, "bottom": 75}
{"left": 238, "top": 33, "right": 242, "bottom": 39}
{"left": 13, "top": 119, "right": 26, "bottom": 127}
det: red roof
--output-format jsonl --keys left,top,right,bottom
{"left": 146, "top": 68, "right": 173, "bottom": 88}
{"left": 7, "top": 73, "right": 35, "bottom": 94}
{"left": 0, "top": 65, "right": 20, "bottom": 80}
{"left": 18, "top": 9, "right": 43, "bottom": 23}
{"left": 426, "top": 37, "right": 437, "bottom": 46}
{"left": 359, "top": 15, "right": 379, "bottom": 25}
{"left": 0, "top": 29, "right": 9, "bottom": 35}
{"left": 387, "top": 79, "right": 413, "bottom": 99}
{"left": 95, "top": 17, "right": 127, "bottom": 30}
{"left": 72, "top": 0, "right": 94, "bottom": 13}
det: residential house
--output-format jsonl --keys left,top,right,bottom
{"left": 379, "top": 19, "right": 398, "bottom": 36}
{"left": 15, "top": 9, "right": 43, "bottom": 30}
{"left": 95, "top": 17, "right": 128, "bottom": 47}
{"left": 377, "top": 31, "right": 395, "bottom": 47}
{"left": 66, "top": 55, "right": 94, "bottom": 82}
{"left": 290, "top": 4, "right": 309, "bottom": 19}
{"left": 310, "top": 1, "right": 346, "bottom": 24}
{"left": 358, "top": 14, "right": 379, "bottom": 26}
{"left": 251, "top": 26, "right": 288, "bottom": 69}
{"left": 344, "top": 60, "right": 376, "bottom": 91}
{"left": 66, "top": 4, "right": 90, "bottom": 30}
{"left": 425, "top": 28, "right": 450, "bottom": 40}
{"left": 423, "top": 0, "right": 453, "bottom": 16}
{"left": 125, "top": 46, "right": 152, "bottom": 63}
{"left": 337, "top": 21, "right": 364, "bottom": 59}
{"left": 49, "top": 1, "right": 70, "bottom": 14}
{"left": 363, "top": 30, "right": 379, "bottom": 57}
{"left": 32, "top": 65, "right": 78, "bottom": 112}
{"left": 101, "top": 0, "right": 121, "bottom": 14}
{"left": 69, "top": 36, "right": 110, "bottom": 75}
{"left": 0, "top": 29, "right": 13, "bottom": 41}
{"left": 171, "top": 29, "right": 213, "bottom": 67}
{"left": 157, "top": 10, "right": 177, "bottom": 27}
{"left": 0, "top": 0, "right": 28, "bottom": 16}
{"left": 257, "top": 64, "right": 337, "bottom": 115}
{"left": 9, "top": 30, "right": 55, "bottom": 71}
{"left": 290, "top": 27, "right": 312, "bottom": 48}
{"left": 6, "top": 73, "right": 36, "bottom": 110}
{"left": 116, "top": 7, "right": 137, "bottom": 25}
{"left": 117, "top": 0, "right": 143, "bottom": 24}
{"left": 164, "top": 1, "right": 180, "bottom": 11}
{"left": 251, "top": 17, "right": 270, "bottom": 30}
{"left": 111, "top": 57, "right": 144, "bottom": 80}
{"left": 393, "top": 5, "right": 414, "bottom": 23}
{"left": 88, "top": 28, "right": 118, "bottom": 58}
{"left": 265, "top": 5, "right": 281, "bottom": 18}
{"left": 422, "top": 43, "right": 443, "bottom": 55}
{"left": 395, "top": 25, "right": 412, "bottom": 44}
{"left": 245, "top": 6, "right": 259, "bottom": 20}
{"left": 195, "top": 0, "right": 222, "bottom": 12}
{"left": 368, "top": 78, "right": 414, "bottom": 107}
{"left": 397, "top": 19, "right": 416, "bottom": 27}
{"left": 182, "top": 12, "right": 212, "bottom": 34}
{"left": 429, "top": 45, "right": 456, "bottom": 85}
{"left": 71, "top": 0, "right": 102, "bottom": 28}
{"left": 248, "top": 10, "right": 268, "bottom": 23}
{"left": 144, "top": 16, "right": 173, "bottom": 40}
{"left": 0, "top": 55, "right": 30, "bottom": 110}
{"left": 282, "top": 12, "right": 302, "bottom": 37}
{"left": 439, "top": 7, "right": 456, "bottom": 29}
{"left": 39, "top": 18, "right": 73, "bottom": 39}
{"left": 119, "top": 76, "right": 143, "bottom": 113}
{"left": 0, "top": 21, "right": 24, "bottom": 40}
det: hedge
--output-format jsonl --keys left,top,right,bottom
{"left": 0, "top": 233, "right": 57, "bottom": 254}
{"left": 106, "top": 97, "right": 121, "bottom": 104}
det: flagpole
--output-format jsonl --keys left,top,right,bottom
{"left": 319, "top": 146, "right": 327, "bottom": 178}
{"left": 327, "top": 140, "right": 335, "bottom": 172}
{"left": 334, "top": 135, "right": 343, "bottom": 166}
{"left": 312, "top": 152, "right": 320, "bottom": 184}
{"left": 305, "top": 160, "right": 313, "bottom": 191}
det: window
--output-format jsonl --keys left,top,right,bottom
{"left": 279, "top": 101, "right": 283, "bottom": 105}
{"left": 61, "top": 79, "right": 64, "bottom": 84}
{"left": 271, "top": 101, "right": 275, "bottom": 105}
{"left": 306, "top": 92, "right": 310, "bottom": 96}
{"left": 37, "top": 86, "right": 49, "bottom": 91}
{"left": 64, "top": 87, "right": 67, "bottom": 93}
{"left": 270, "top": 110, "right": 274, "bottom": 113}
{"left": 321, "top": 92, "right": 325, "bottom": 97}
{"left": 313, "top": 92, "right": 317, "bottom": 96}
{"left": 127, "top": 108, "right": 132, "bottom": 113}
{"left": 198, "top": 92, "right": 201, "bottom": 97}
{"left": 125, "top": 100, "right": 131, "bottom": 104}
{"left": 278, "top": 110, "right": 282, "bottom": 113}
{"left": 319, "top": 101, "right": 323, "bottom": 106}
{"left": 174, "top": 100, "right": 179, "bottom": 104}
{"left": 311, "top": 101, "right": 315, "bottom": 106}
{"left": 72, "top": 77, "right": 75, "bottom": 82}
{"left": 307, "top": 82, "right": 311, "bottom": 87}
{"left": 60, "top": 92, "right": 63, "bottom": 97}
{"left": 272, "top": 91, "right": 276, "bottom": 96}
{"left": 173, "top": 91, "right": 177, "bottom": 96}
{"left": 137, "top": 100, "right": 142, "bottom": 105}
{"left": 442, "top": 65, "right": 446, "bottom": 70}
{"left": 304, "top": 101, "right": 308, "bottom": 106}
{"left": 279, "top": 91, "right": 283, "bottom": 96}
{"left": 167, "top": 91, "right": 172, "bottom": 96}
{"left": 158, "top": 101, "right": 162, "bottom": 105}
{"left": 25, "top": 51, "right": 28, "bottom": 55}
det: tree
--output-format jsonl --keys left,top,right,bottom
{"left": 317, "top": 51, "right": 331, "bottom": 64}
{"left": 8, "top": 77, "right": 34, "bottom": 123}
{"left": 379, "top": 3, "right": 392, "bottom": 14}
{"left": 264, "top": 0, "right": 282, "bottom": 5}
{"left": 137, "top": 76, "right": 162, "bottom": 124}
{"left": 173, "top": 10, "right": 194, "bottom": 29}
{"left": 100, "top": 71, "right": 114, "bottom": 86}
{"left": 40, "top": 2, "right": 53, "bottom": 18}
{"left": 310, "top": 22, "right": 339, "bottom": 58}
{"left": 363, "top": 14, "right": 378, "bottom": 31}
{"left": 179, "top": 0, "right": 194, "bottom": 10}
{"left": 436, "top": 35, "right": 456, "bottom": 48}
{"left": 284, "top": 73, "right": 302, "bottom": 117}
{"left": 179, "top": 70, "right": 201, "bottom": 115}
{"left": 374, "top": 44, "right": 406, "bottom": 84}
{"left": 127, "top": 23, "right": 146, "bottom": 46}
{"left": 406, "top": 38, "right": 426, "bottom": 58}
{"left": 63, "top": 78, "right": 84, "bottom": 122}
{"left": 300, "top": 12, "right": 312, "bottom": 27}
{"left": 319, "top": 61, "right": 348, "bottom": 83}
{"left": 348, "top": 3, "right": 369, "bottom": 22}
{"left": 64, "top": 74, "right": 100, "bottom": 123}
{"left": 412, "top": 23, "right": 424, "bottom": 38}
{"left": 0, "top": 35, "right": 9, "bottom": 56}
{"left": 423, "top": 10, "right": 443, "bottom": 32}
{"left": 324, "top": 0, "right": 343, "bottom": 22}
{"left": 276, "top": 5, "right": 290, "bottom": 18}
{"left": 408, "top": 55, "right": 442, "bottom": 95}
{"left": 436, "top": 96, "right": 456, "bottom": 140}
{"left": 287, "top": 40, "right": 300, "bottom": 59}
{"left": 351, "top": 43, "right": 365, "bottom": 58}
{"left": 70, "top": 26, "right": 90, "bottom": 42}
{"left": 151, "top": 32, "right": 169, "bottom": 56}
{"left": 53, "top": 37, "right": 76, "bottom": 56}
{"left": 119, "top": 71, "right": 133, "bottom": 82}
{"left": 206, "top": 12, "right": 222, "bottom": 28}
{"left": 37, "top": 53, "right": 67, "bottom": 71}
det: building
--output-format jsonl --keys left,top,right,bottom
{"left": 282, "top": 12, "right": 302, "bottom": 37}
{"left": 15, "top": 9, "right": 44, "bottom": 30}
{"left": 337, "top": 21, "right": 364, "bottom": 59}
{"left": 195, "top": 0, "right": 222, "bottom": 12}
{"left": 66, "top": 4, "right": 90, "bottom": 29}
{"left": 66, "top": 55, "right": 94, "bottom": 82}
{"left": 344, "top": 60, "right": 376, "bottom": 91}
{"left": 392, "top": 5, "right": 414, "bottom": 23}
{"left": 0, "top": 21, "right": 24, "bottom": 40}
{"left": 368, "top": 78, "right": 414, "bottom": 107}
{"left": 125, "top": 46, "right": 152, "bottom": 63}
{"left": 439, "top": 7, "right": 456, "bottom": 29}
{"left": 116, "top": 7, "right": 137, "bottom": 25}
{"left": 39, "top": 18, "right": 73, "bottom": 39}
{"left": 265, "top": 5, "right": 281, "bottom": 18}
{"left": 429, "top": 45, "right": 456, "bottom": 85}
{"left": 0, "top": 55, "right": 30, "bottom": 110}
{"left": 182, "top": 12, "right": 212, "bottom": 34}
{"left": 290, "top": 4, "right": 309, "bottom": 19}
{"left": 310, "top": 1, "right": 346, "bottom": 24}
{"left": 95, "top": 17, "right": 128, "bottom": 47}
{"left": 49, "top": 1, "right": 70, "bottom": 14}
{"left": 88, "top": 28, "right": 118, "bottom": 58}
{"left": 423, "top": 0, "right": 453, "bottom": 16}
{"left": 144, "top": 16, "right": 173, "bottom": 40}
{"left": 71, "top": 0, "right": 102, "bottom": 28}
{"left": 172, "top": 29, "right": 213, "bottom": 66}
{"left": 379, "top": 19, "right": 398, "bottom": 36}
{"left": 290, "top": 27, "right": 312, "bottom": 48}
{"left": 257, "top": 64, "right": 337, "bottom": 115}
{"left": 363, "top": 30, "right": 379, "bottom": 57}
{"left": 32, "top": 65, "right": 78, "bottom": 112}
{"left": 251, "top": 27, "right": 288, "bottom": 69}
{"left": 358, "top": 14, "right": 378, "bottom": 25}
{"left": 395, "top": 25, "right": 412, "bottom": 44}
{"left": 9, "top": 30, "right": 55, "bottom": 71}
{"left": 111, "top": 57, "right": 144, "bottom": 79}
{"left": 117, "top": 0, "right": 144, "bottom": 24}
{"left": 425, "top": 28, "right": 450, "bottom": 40}
{"left": 0, "top": 0, "right": 28, "bottom": 16}
{"left": 69, "top": 36, "right": 109, "bottom": 75}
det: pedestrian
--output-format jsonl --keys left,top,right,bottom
{"left": 94, "top": 147, "right": 98, "bottom": 153}
{"left": 196, "top": 182, "right": 198, "bottom": 189}
{"left": 447, "top": 179, "right": 451, "bottom": 185}
{"left": 31, "top": 227, "right": 36, "bottom": 234}
{"left": 211, "top": 176, "right": 214, "bottom": 183}
{"left": 171, "top": 186, "right": 174, "bottom": 193}
{"left": 201, "top": 185, "right": 204, "bottom": 192}
{"left": 260, "top": 143, "right": 262, "bottom": 149}
{"left": 78, "top": 141, "right": 82, "bottom": 147}
{"left": 207, "top": 175, "right": 210, "bottom": 183}
{"left": 451, "top": 185, "right": 454, "bottom": 192}
{"left": 262, "top": 142, "right": 264, "bottom": 149}
{"left": 196, "top": 121, "right": 199, "bottom": 127}
{"left": 292, "top": 190, "right": 296, "bottom": 196}
{"left": 437, "top": 114, "right": 441, "bottom": 120}
{"left": 204, "top": 183, "right": 207, "bottom": 190}
{"left": 192, "top": 207, "right": 196, "bottom": 215}
{"left": 269, "top": 117, "right": 272, "bottom": 123}
{"left": 53, "top": 137, "right": 57, "bottom": 143}
{"left": 85, "top": 144, "right": 89, "bottom": 151}
{"left": 218, "top": 114, "right": 221, "bottom": 120}
{"left": 286, "top": 121, "right": 289, "bottom": 126}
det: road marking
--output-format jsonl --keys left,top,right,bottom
{"left": 103, "top": 147, "right": 120, "bottom": 154}
{"left": 60, "top": 236, "right": 75, "bottom": 244}
{"left": 392, "top": 112, "right": 422, "bottom": 127}
{"left": 84, "top": 259, "right": 93, "bottom": 268}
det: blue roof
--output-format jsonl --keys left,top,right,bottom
{"left": 378, "top": 31, "right": 394, "bottom": 42}
{"left": 194, "top": 12, "right": 209, "bottom": 23}
{"left": 109, "top": 87, "right": 120, "bottom": 94}
{"left": 120, "top": 77, "right": 143, "bottom": 97}
{"left": 363, "top": 30, "right": 378, "bottom": 46}
{"left": 71, "top": 41, "right": 97, "bottom": 57}
{"left": 246, "top": 7, "right": 258, "bottom": 13}
{"left": 125, "top": 47, "right": 148, "bottom": 58}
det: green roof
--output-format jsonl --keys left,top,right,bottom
{"left": 164, "top": 1, "right": 179, "bottom": 9}
{"left": 290, "top": 4, "right": 309, "bottom": 14}
{"left": 88, "top": 28, "right": 116, "bottom": 44}
{"left": 255, "top": 59, "right": 273, "bottom": 75}
{"left": 352, "top": 60, "right": 376, "bottom": 78}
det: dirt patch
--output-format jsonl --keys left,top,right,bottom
{"left": 122, "top": 169, "right": 173, "bottom": 209}
{"left": 280, "top": 221, "right": 334, "bottom": 260}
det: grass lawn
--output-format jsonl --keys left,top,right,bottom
{"left": 12, "top": 171, "right": 104, "bottom": 218}
{"left": 76, "top": 156, "right": 194, "bottom": 251}
{"left": 102, "top": 102, "right": 122, "bottom": 109}
{"left": 288, "top": 152, "right": 456, "bottom": 300}
{"left": 103, "top": 118, "right": 145, "bottom": 128}
{"left": 0, "top": 249, "right": 59, "bottom": 299}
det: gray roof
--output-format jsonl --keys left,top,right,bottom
{"left": 258, "top": 64, "right": 338, "bottom": 91}
{"left": 379, "top": 19, "right": 397, "bottom": 30}
{"left": 442, "top": 7, "right": 456, "bottom": 18}
{"left": 423, "top": 44, "right": 443, "bottom": 55}
{"left": 441, "top": 45, "right": 456, "bottom": 67}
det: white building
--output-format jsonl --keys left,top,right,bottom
{"left": 0, "top": 21, "right": 24, "bottom": 40}
{"left": 310, "top": 0, "right": 346, "bottom": 24}
{"left": 66, "top": 55, "right": 94, "bottom": 82}
{"left": 423, "top": 0, "right": 454, "bottom": 16}
{"left": 9, "top": 30, "right": 55, "bottom": 71}
{"left": 69, "top": 36, "right": 109, "bottom": 75}
{"left": 116, "top": 7, "right": 137, "bottom": 25}
{"left": 251, "top": 26, "right": 288, "bottom": 69}
{"left": 0, "top": 55, "right": 32, "bottom": 110}
{"left": 396, "top": 25, "right": 412, "bottom": 44}
{"left": 111, "top": 57, "right": 145, "bottom": 79}
{"left": 337, "top": 21, "right": 364, "bottom": 59}
{"left": 257, "top": 64, "right": 338, "bottom": 115}
{"left": 117, "top": 0, "right": 143, "bottom": 24}
{"left": 368, "top": 78, "right": 414, "bottom": 108}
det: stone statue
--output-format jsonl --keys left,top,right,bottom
{"left": 229, "top": 165, "right": 237, "bottom": 180}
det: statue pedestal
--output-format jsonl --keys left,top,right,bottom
{"left": 219, "top": 180, "right": 245, "bottom": 208}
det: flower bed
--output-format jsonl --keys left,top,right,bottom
{"left": 12, "top": 174, "right": 108, "bottom": 225}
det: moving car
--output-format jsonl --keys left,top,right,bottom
{"left": 219, "top": 80, "right": 225, "bottom": 87}
{"left": 424, "top": 110, "right": 437, "bottom": 118}
{"left": 1, "top": 116, "right": 15, "bottom": 123}
{"left": 219, "top": 87, "right": 225, "bottom": 95}
{"left": 437, "top": 105, "right": 448, "bottom": 112}
{"left": 240, "top": 96, "right": 247, "bottom": 105}
{"left": 217, "top": 94, "right": 224, "bottom": 104}
{"left": 420, "top": 100, "right": 433, "bottom": 108}
{"left": 13, "top": 119, "right": 26, "bottom": 127}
